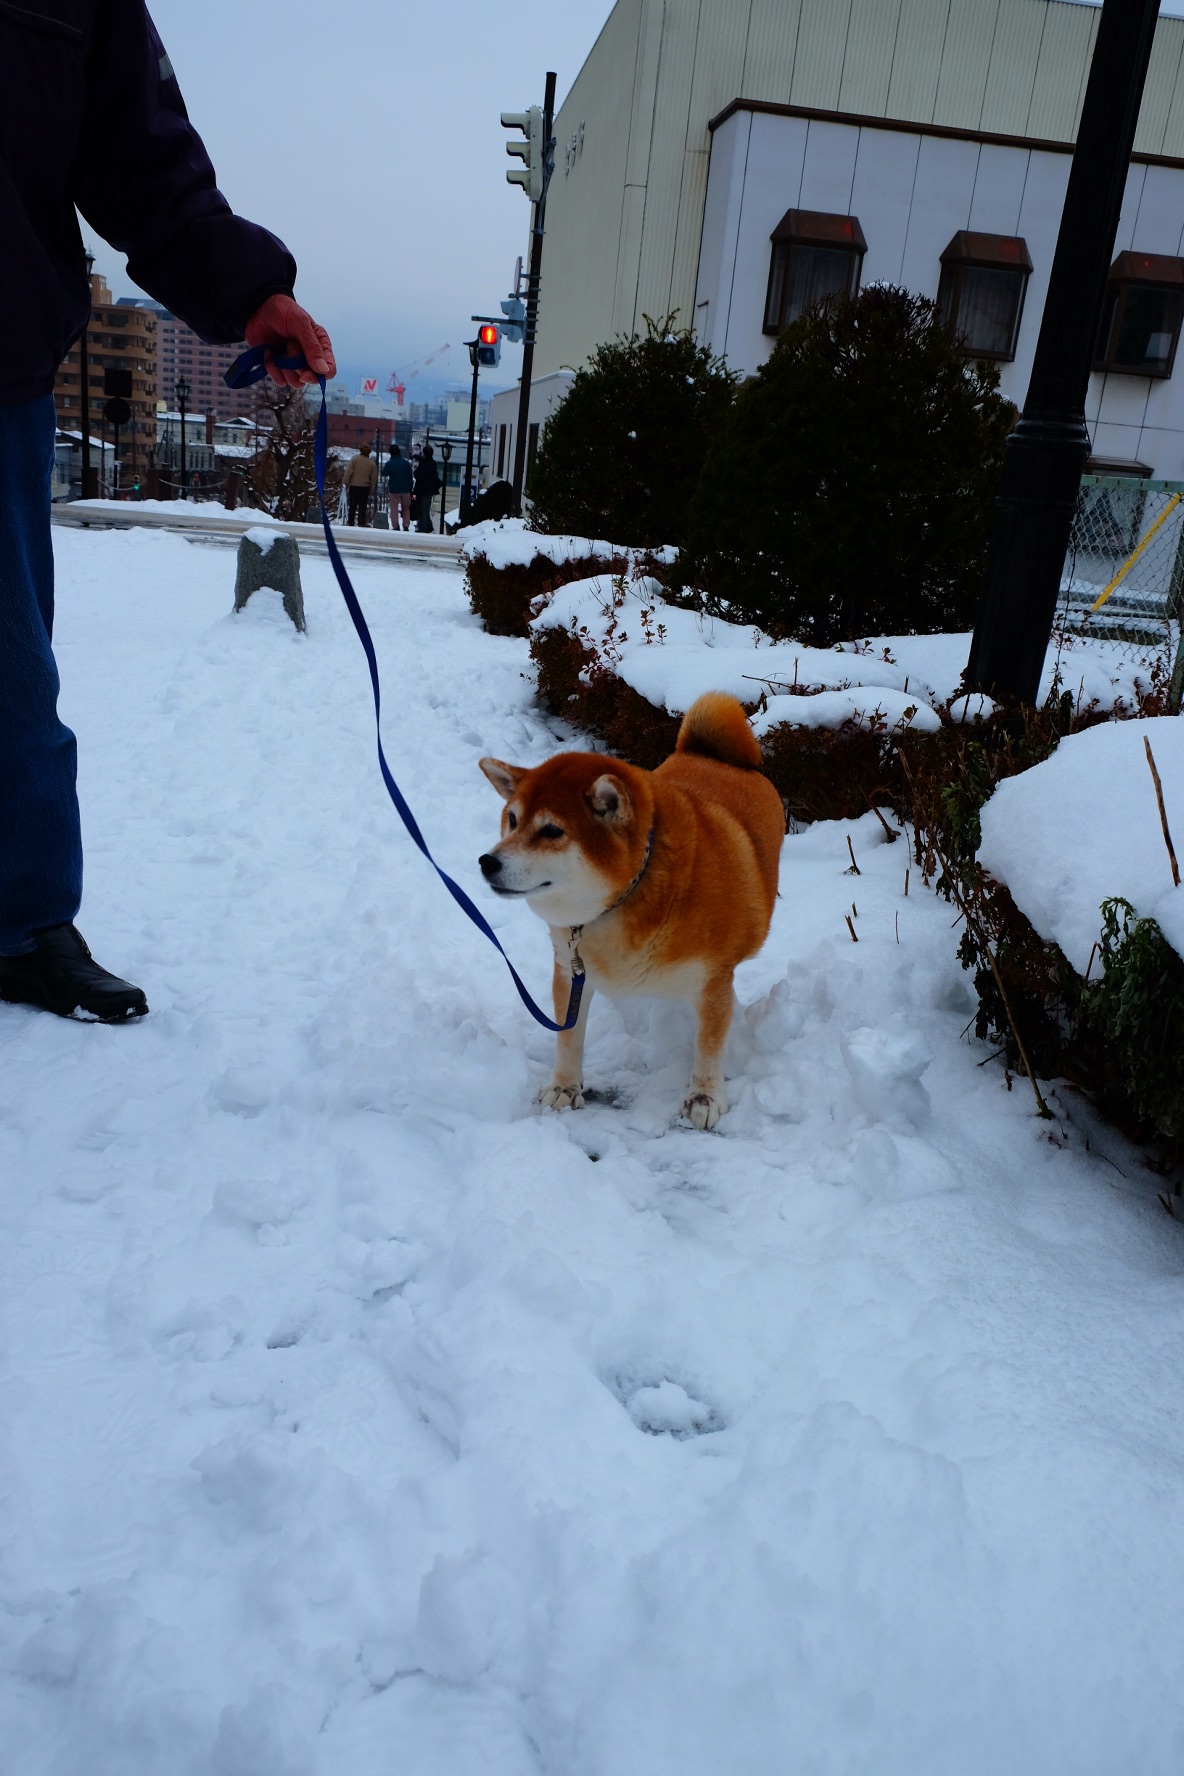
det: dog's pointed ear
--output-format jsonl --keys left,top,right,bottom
{"left": 479, "top": 757, "right": 525, "bottom": 801}
{"left": 587, "top": 773, "right": 633, "bottom": 826}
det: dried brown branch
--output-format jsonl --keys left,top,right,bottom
{"left": 1144, "top": 737, "right": 1181, "bottom": 888}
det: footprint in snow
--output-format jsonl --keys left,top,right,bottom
{"left": 616, "top": 1376, "right": 722, "bottom": 1439}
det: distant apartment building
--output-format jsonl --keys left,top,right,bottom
{"left": 325, "top": 413, "right": 394, "bottom": 450}
{"left": 117, "top": 298, "right": 257, "bottom": 422}
{"left": 54, "top": 274, "right": 157, "bottom": 469}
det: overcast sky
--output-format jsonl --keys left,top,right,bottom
{"left": 86, "top": 1, "right": 614, "bottom": 397}
{"left": 87, "top": 1, "right": 1184, "bottom": 397}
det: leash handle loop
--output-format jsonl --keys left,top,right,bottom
{"left": 224, "top": 344, "right": 585, "bottom": 1033}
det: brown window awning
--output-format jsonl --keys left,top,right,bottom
{"left": 940, "top": 231, "right": 1033, "bottom": 272}
{"left": 1109, "top": 251, "right": 1184, "bottom": 286}
{"left": 770, "top": 209, "right": 867, "bottom": 252}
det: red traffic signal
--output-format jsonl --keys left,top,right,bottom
{"left": 475, "top": 324, "right": 501, "bottom": 368}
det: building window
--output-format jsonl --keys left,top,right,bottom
{"left": 937, "top": 233, "right": 1032, "bottom": 361}
{"left": 763, "top": 210, "right": 866, "bottom": 335}
{"left": 496, "top": 424, "right": 507, "bottom": 477}
{"left": 1094, "top": 252, "right": 1184, "bottom": 378}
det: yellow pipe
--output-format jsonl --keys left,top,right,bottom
{"left": 1090, "top": 490, "right": 1183, "bottom": 613}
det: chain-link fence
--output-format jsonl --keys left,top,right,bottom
{"left": 1060, "top": 476, "right": 1184, "bottom": 651}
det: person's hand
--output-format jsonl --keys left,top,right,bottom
{"left": 244, "top": 293, "right": 336, "bottom": 386}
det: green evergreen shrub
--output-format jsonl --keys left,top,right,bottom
{"left": 526, "top": 314, "right": 736, "bottom": 548}
{"left": 1086, "top": 898, "right": 1184, "bottom": 1140}
{"left": 681, "top": 285, "right": 1014, "bottom": 644}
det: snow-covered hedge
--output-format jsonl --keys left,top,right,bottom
{"left": 979, "top": 716, "right": 1184, "bottom": 973}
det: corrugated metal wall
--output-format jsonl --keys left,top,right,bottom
{"left": 534, "top": 0, "right": 1184, "bottom": 377}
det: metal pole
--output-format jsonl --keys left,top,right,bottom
{"left": 462, "top": 342, "right": 480, "bottom": 521}
{"left": 510, "top": 69, "right": 556, "bottom": 518}
{"left": 179, "top": 391, "right": 188, "bottom": 497}
{"left": 440, "top": 441, "right": 453, "bottom": 533}
{"left": 965, "top": 0, "right": 1163, "bottom": 703}
{"left": 78, "top": 252, "right": 94, "bottom": 499}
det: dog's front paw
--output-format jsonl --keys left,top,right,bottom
{"left": 539, "top": 1082, "right": 585, "bottom": 1112}
{"left": 681, "top": 1090, "right": 728, "bottom": 1131}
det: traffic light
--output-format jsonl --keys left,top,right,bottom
{"left": 501, "top": 107, "right": 544, "bottom": 203}
{"left": 476, "top": 324, "right": 501, "bottom": 368}
{"left": 499, "top": 297, "right": 526, "bottom": 344}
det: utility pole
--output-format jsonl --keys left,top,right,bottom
{"left": 966, "top": 0, "right": 1163, "bottom": 703}
{"left": 503, "top": 71, "right": 556, "bottom": 517}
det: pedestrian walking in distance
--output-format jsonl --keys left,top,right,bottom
{"left": 383, "top": 445, "right": 414, "bottom": 531}
{"left": 343, "top": 444, "right": 378, "bottom": 526}
{"left": 1, "top": 0, "right": 335, "bottom": 1022}
{"left": 414, "top": 445, "right": 441, "bottom": 533}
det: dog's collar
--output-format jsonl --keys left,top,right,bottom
{"left": 565, "top": 827, "right": 656, "bottom": 977}
{"left": 604, "top": 825, "right": 655, "bottom": 917}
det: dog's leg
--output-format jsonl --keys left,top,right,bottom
{"left": 539, "top": 958, "right": 593, "bottom": 1111}
{"left": 683, "top": 970, "right": 735, "bottom": 1130}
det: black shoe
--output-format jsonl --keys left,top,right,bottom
{"left": 0, "top": 924, "right": 148, "bottom": 1022}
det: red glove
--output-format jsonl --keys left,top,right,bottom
{"left": 244, "top": 293, "right": 336, "bottom": 386}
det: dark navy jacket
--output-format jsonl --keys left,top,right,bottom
{"left": 1, "top": 0, "right": 296, "bottom": 405}
{"left": 383, "top": 453, "right": 414, "bottom": 494}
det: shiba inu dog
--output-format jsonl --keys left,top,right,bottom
{"left": 478, "top": 692, "right": 784, "bottom": 1128}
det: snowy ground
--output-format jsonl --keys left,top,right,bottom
{"left": 3, "top": 528, "right": 1184, "bottom": 1774}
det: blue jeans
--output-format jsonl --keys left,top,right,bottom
{"left": 0, "top": 395, "right": 82, "bottom": 955}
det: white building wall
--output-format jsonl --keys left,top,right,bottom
{"left": 696, "top": 108, "right": 1184, "bottom": 478}
{"left": 538, "top": 0, "right": 1184, "bottom": 380}
{"left": 487, "top": 372, "right": 576, "bottom": 491}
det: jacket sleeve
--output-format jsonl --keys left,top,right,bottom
{"left": 70, "top": 2, "right": 297, "bottom": 343}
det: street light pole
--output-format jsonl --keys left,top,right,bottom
{"left": 510, "top": 69, "right": 556, "bottom": 518}
{"left": 966, "top": 0, "right": 1163, "bottom": 703}
{"left": 79, "top": 249, "right": 94, "bottom": 499}
{"left": 176, "top": 378, "right": 190, "bottom": 498}
{"left": 439, "top": 439, "right": 453, "bottom": 533}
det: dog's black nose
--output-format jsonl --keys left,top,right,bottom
{"left": 479, "top": 852, "right": 502, "bottom": 880}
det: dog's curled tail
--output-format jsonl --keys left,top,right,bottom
{"left": 675, "top": 692, "right": 763, "bottom": 771}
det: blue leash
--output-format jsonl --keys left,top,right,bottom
{"left": 225, "top": 344, "right": 584, "bottom": 1033}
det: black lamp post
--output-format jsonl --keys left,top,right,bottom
{"left": 439, "top": 439, "right": 453, "bottom": 533}
{"left": 966, "top": 0, "right": 1163, "bottom": 704}
{"left": 79, "top": 249, "right": 94, "bottom": 499}
{"left": 175, "top": 377, "right": 190, "bottom": 498}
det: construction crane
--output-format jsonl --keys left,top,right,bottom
{"left": 387, "top": 344, "right": 451, "bottom": 407}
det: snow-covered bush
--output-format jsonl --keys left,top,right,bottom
{"left": 681, "top": 286, "right": 1014, "bottom": 645}
{"left": 466, "top": 550, "right": 623, "bottom": 638}
{"left": 459, "top": 518, "right": 625, "bottom": 636}
{"left": 526, "top": 314, "right": 735, "bottom": 548}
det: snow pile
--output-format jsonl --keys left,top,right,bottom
{"left": 753, "top": 687, "right": 942, "bottom": 735}
{"left": 244, "top": 525, "right": 283, "bottom": 554}
{"left": 2, "top": 527, "right": 1183, "bottom": 1771}
{"left": 979, "top": 714, "right": 1184, "bottom": 972}
{"left": 460, "top": 518, "right": 680, "bottom": 572}
{"left": 534, "top": 572, "right": 959, "bottom": 725}
{"left": 531, "top": 572, "right": 1169, "bottom": 731}
{"left": 459, "top": 517, "right": 621, "bottom": 569}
